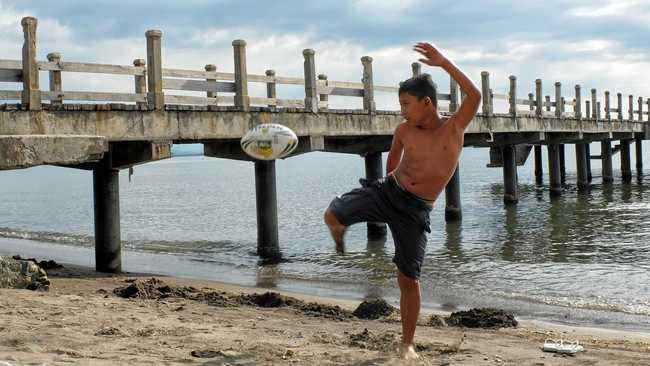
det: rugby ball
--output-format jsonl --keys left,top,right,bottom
{"left": 240, "top": 123, "right": 299, "bottom": 160}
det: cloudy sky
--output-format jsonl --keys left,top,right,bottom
{"left": 1, "top": 0, "right": 649, "bottom": 112}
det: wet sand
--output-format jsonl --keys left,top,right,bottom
{"left": 0, "top": 263, "right": 649, "bottom": 365}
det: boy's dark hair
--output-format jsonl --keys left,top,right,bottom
{"left": 398, "top": 73, "right": 437, "bottom": 106}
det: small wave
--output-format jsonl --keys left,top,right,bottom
{"left": 0, "top": 227, "right": 254, "bottom": 258}
{"left": 0, "top": 227, "right": 93, "bottom": 247}
{"left": 494, "top": 290, "right": 650, "bottom": 317}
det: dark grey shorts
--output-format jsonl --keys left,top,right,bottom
{"left": 327, "top": 175, "right": 432, "bottom": 279}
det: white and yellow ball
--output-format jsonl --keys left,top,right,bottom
{"left": 240, "top": 123, "right": 299, "bottom": 160}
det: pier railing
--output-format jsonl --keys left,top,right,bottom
{"left": 1, "top": 16, "right": 649, "bottom": 123}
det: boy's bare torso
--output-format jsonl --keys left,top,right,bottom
{"left": 393, "top": 117, "right": 464, "bottom": 202}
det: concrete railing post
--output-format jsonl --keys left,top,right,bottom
{"left": 605, "top": 91, "right": 611, "bottom": 121}
{"left": 481, "top": 71, "right": 492, "bottom": 116}
{"left": 535, "top": 79, "right": 543, "bottom": 117}
{"left": 554, "top": 82, "right": 562, "bottom": 118}
{"left": 205, "top": 64, "right": 217, "bottom": 101}
{"left": 21, "top": 17, "right": 41, "bottom": 110}
{"left": 411, "top": 62, "right": 421, "bottom": 77}
{"left": 133, "top": 59, "right": 147, "bottom": 108}
{"left": 575, "top": 85, "right": 582, "bottom": 119}
{"left": 265, "top": 69, "right": 276, "bottom": 108}
{"left": 361, "top": 56, "right": 375, "bottom": 112}
{"left": 545, "top": 95, "right": 551, "bottom": 112}
{"left": 232, "top": 40, "right": 249, "bottom": 111}
{"left": 638, "top": 97, "right": 643, "bottom": 121}
{"left": 318, "top": 73, "right": 328, "bottom": 109}
{"left": 591, "top": 89, "right": 598, "bottom": 120}
{"left": 586, "top": 101, "right": 591, "bottom": 119}
{"left": 47, "top": 52, "right": 62, "bottom": 105}
{"left": 617, "top": 92, "right": 623, "bottom": 121}
{"left": 449, "top": 77, "right": 459, "bottom": 114}
{"left": 303, "top": 49, "right": 318, "bottom": 113}
{"left": 628, "top": 95, "right": 634, "bottom": 121}
{"left": 145, "top": 30, "right": 164, "bottom": 110}
{"left": 508, "top": 75, "right": 517, "bottom": 117}
{"left": 528, "top": 93, "right": 534, "bottom": 112}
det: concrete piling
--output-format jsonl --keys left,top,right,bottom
{"left": 502, "top": 145, "right": 518, "bottom": 204}
{"left": 620, "top": 140, "right": 632, "bottom": 183}
{"left": 445, "top": 165, "right": 462, "bottom": 221}
{"left": 93, "top": 148, "right": 121, "bottom": 273}
{"left": 601, "top": 140, "right": 614, "bottom": 183}
{"left": 534, "top": 145, "right": 543, "bottom": 184}
{"left": 364, "top": 152, "right": 388, "bottom": 239}
{"left": 576, "top": 143, "right": 589, "bottom": 190}
{"left": 548, "top": 144, "right": 562, "bottom": 197}
{"left": 254, "top": 160, "right": 280, "bottom": 259}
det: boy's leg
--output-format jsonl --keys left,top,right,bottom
{"left": 324, "top": 184, "right": 387, "bottom": 252}
{"left": 387, "top": 211, "right": 429, "bottom": 359}
{"left": 398, "top": 270, "right": 421, "bottom": 359}
{"left": 324, "top": 209, "right": 346, "bottom": 252}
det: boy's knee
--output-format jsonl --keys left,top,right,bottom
{"left": 324, "top": 209, "right": 341, "bottom": 227}
{"left": 398, "top": 271, "right": 420, "bottom": 291}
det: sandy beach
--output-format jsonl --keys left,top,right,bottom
{"left": 1, "top": 263, "right": 649, "bottom": 366}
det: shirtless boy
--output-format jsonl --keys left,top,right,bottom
{"left": 324, "top": 42, "right": 481, "bottom": 359}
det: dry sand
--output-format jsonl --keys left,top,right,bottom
{"left": 1, "top": 263, "right": 649, "bottom": 365}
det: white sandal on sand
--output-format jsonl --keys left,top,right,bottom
{"left": 543, "top": 339, "right": 585, "bottom": 354}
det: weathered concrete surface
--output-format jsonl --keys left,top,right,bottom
{"left": 111, "top": 140, "right": 172, "bottom": 169}
{"left": 0, "top": 134, "right": 107, "bottom": 170}
{"left": 0, "top": 107, "right": 646, "bottom": 142}
{"left": 0, "top": 106, "right": 647, "bottom": 169}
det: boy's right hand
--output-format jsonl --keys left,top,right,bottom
{"left": 413, "top": 42, "right": 448, "bottom": 68}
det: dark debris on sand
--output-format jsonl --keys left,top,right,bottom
{"left": 113, "top": 279, "right": 352, "bottom": 320}
{"left": 352, "top": 299, "right": 396, "bottom": 320}
{"left": 445, "top": 308, "right": 518, "bottom": 329}
{"left": 12, "top": 255, "right": 63, "bottom": 270}
{"left": 238, "top": 292, "right": 299, "bottom": 308}
{"left": 297, "top": 301, "right": 353, "bottom": 321}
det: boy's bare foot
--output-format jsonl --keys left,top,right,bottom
{"left": 400, "top": 343, "right": 419, "bottom": 360}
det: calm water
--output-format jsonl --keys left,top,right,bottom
{"left": 1, "top": 143, "right": 649, "bottom": 332}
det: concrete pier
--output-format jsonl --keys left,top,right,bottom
{"left": 601, "top": 140, "right": 614, "bottom": 183}
{"left": 534, "top": 145, "right": 543, "bottom": 184}
{"left": 92, "top": 148, "right": 121, "bottom": 273}
{"left": 254, "top": 160, "right": 280, "bottom": 259}
{"left": 558, "top": 144, "right": 566, "bottom": 184}
{"left": 548, "top": 144, "right": 562, "bottom": 197}
{"left": 585, "top": 143, "right": 593, "bottom": 182}
{"left": 620, "top": 140, "right": 632, "bottom": 183}
{"left": 445, "top": 165, "right": 462, "bottom": 221}
{"left": 364, "top": 152, "right": 387, "bottom": 240}
{"left": 636, "top": 136, "right": 644, "bottom": 175}
{"left": 575, "top": 143, "right": 589, "bottom": 190}
{"left": 502, "top": 145, "right": 518, "bottom": 204}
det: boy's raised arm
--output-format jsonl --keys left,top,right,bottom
{"left": 413, "top": 42, "right": 481, "bottom": 130}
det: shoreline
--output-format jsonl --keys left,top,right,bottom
{"left": 2, "top": 237, "right": 650, "bottom": 335}
{"left": 0, "top": 261, "right": 649, "bottom": 365}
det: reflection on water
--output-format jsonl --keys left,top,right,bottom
{"left": 1, "top": 148, "right": 649, "bottom": 330}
